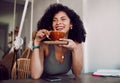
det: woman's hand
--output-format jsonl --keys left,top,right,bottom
{"left": 59, "top": 38, "right": 83, "bottom": 77}
{"left": 34, "top": 29, "right": 50, "bottom": 46}
{"left": 58, "top": 38, "right": 77, "bottom": 51}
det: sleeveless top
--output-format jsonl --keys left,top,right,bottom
{"left": 43, "top": 44, "right": 72, "bottom": 76}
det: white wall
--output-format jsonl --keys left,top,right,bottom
{"left": 83, "top": 0, "right": 120, "bottom": 72}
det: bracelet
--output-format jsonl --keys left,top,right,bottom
{"left": 33, "top": 46, "right": 40, "bottom": 49}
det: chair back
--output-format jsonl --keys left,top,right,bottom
{"left": 11, "top": 58, "right": 31, "bottom": 79}
{"left": 11, "top": 48, "right": 32, "bottom": 79}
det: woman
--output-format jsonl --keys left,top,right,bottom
{"left": 30, "top": 3, "right": 86, "bottom": 79}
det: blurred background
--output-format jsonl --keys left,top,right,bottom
{"left": 0, "top": 0, "right": 120, "bottom": 73}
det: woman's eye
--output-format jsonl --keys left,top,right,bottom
{"left": 53, "top": 19, "right": 57, "bottom": 22}
{"left": 62, "top": 19, "right": 66, "bottom": 21}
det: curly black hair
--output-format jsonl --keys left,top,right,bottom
{"left": 37, "top": 3, "right": 86, "bottom": 43}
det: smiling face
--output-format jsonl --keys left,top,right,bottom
{"left": 52, "top": 11, "right": 72, "bottom": 37}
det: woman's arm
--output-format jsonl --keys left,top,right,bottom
{"left": 30, "top": 40, "right": 44, "bottom": 79}
{"left": 71, "top": 43, "right": 83, "bottom": 77}
{"left": 30, "top": 29, "right": 49, "bottom": 79}
{"left": 59, "top": 39, "right": 83, "bottom": 77}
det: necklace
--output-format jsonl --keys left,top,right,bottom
{"left": 62, "top": 55, "right": 64, "bottom": 59}
{"left": 55, "top": 45, "right": 66, "bottom": 63}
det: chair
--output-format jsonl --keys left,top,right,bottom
{"left": 11, "top": 58, "right": 31, "bottom": 79}
{"left": 11, "top": 48, "right": 32, "bottom": 79}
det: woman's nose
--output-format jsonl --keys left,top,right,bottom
{"left": 56, "top": 20, "right": 62, "bottom": 24}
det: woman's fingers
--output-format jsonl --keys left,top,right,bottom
{"left": 58, "top": 38, "right": 76, "bottom": 50}
{"left": 34, "top": 29, "right": 50, "bottom": 45}
{"left": 36, "top": 29, "right": 50, "bottom": 39}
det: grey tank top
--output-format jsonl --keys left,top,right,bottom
{"left": 43, "top": 44, "right": 72, "bottom": 75}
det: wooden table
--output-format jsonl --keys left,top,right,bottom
{"left": 0, "top": 73, "right": 120, "bottom": 83}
